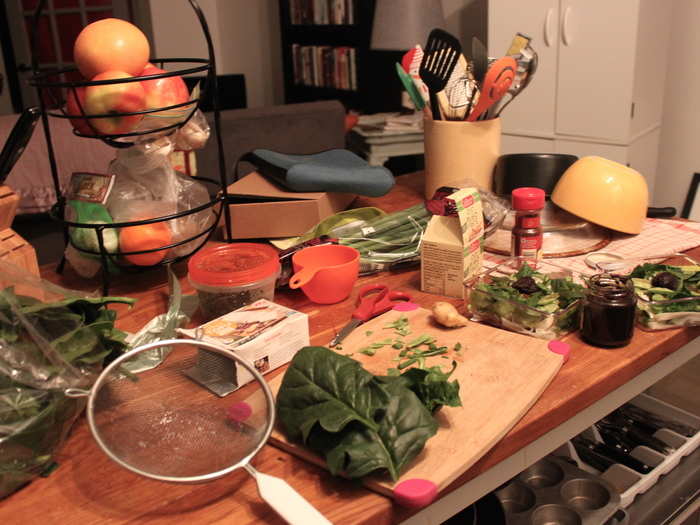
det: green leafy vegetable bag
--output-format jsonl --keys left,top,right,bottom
{"left": 0, "top": 260, "right": 134, "bottom": 499}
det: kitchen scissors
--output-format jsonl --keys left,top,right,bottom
{"left": 329, "top": 284, "right": 412, "bottom": 347}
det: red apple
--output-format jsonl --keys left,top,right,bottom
{"left": 74, "top": 18, "right": 150, "bottom": 79}
{"left": 139, "top": 65, "right": 190, "bottom": 113}
{"left": 65, "top": 86, "right": 97, "bottom": 136}
{"left": 84, "top": 71, "right": 146, "bottom": 135}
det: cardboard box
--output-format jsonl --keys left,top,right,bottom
{"left": 178, "top": 299, "right": 309, "bottom": 392}
{"left": 224, "top": 171, "right": 356, "bottom": 239}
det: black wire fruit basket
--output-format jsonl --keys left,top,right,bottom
{"left": 27, "top": 0, "right": 233, "bottom": 294}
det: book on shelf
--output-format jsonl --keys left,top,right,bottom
{"left": 291, "top": 44, "right": 357, "bottom": 90}
{"left": 289, "top": 0, "right": 355, "bottom": 25}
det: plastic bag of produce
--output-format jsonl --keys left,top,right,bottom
{"left": 107, "top": 137, "right": 216, "bottom": 263}
{"left": 0, "top": 260, "right": 134, "bottom": 499}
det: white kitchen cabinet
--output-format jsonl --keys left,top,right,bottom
{"left": 489, "top": 0, "right": 671, "bottom": 191}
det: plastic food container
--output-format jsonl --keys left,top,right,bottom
{"left": 464, "top": 257, "right": 586, "bottom": 340}
{"left": 188, "top": 243, "right": 280, "bottom": 321}
{"left": 627, "top": 255, "right": 700, "bottom": 331}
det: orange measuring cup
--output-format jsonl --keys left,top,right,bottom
{"left": 289, "top": 244, "right": 360, "bottom": 304}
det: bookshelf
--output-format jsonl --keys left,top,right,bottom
{"left": 278, "top": 0, "right": 376, "bottom": 112}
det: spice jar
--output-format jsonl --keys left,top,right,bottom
{"left": 188, "top": 243, "right": 280, "bottom": 321}
{"left": 581, "top": 274, "right": 637, "bottom": 348}
{"left": 511, "top": 187, "right": 545, "bottom": 259}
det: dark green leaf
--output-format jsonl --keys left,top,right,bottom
{"left": 276, "top": 347, "right": 389, "bottom": 443}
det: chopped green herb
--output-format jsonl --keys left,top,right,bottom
{"left": 453, "top": 342, "right": 462, "bottom": 351}
{"left": 406, "top": 334, "right": 435, "bottom": 349}
{"left": 384, "top": 314, "right": 412, "bottom": 336}
{"left": 392, "top": 342, "right": 404, "bottom": 349}
{"left": 365, "top": 330, "right": 373, "bottom": 337}
{"left": 359, "top": 347, "right": 376, "bottom": 356}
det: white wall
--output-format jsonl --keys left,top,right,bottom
{"left": 147, "top": 0, "right": 282, "bottom": 108}
{"left": 442, "top": 0, "right": 486, "bottom": 46}
{"left": 655, "top": 0, "right": 700, "bottom": 212}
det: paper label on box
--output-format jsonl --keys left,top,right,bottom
{"left": 66, "top": 172, "right": 115, "bottom": 204}
{"left": 420, "top": 240, "right": 464, "bottom": 298}
{"left": 447, "top": 188, "right": 484, "bottom": 245}
{"left": 178, "top": 299, "right": 310, "bottom": 389}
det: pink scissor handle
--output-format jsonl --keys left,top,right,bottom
{"left": 353, "top": 284, "right": 412, "bottom": 322}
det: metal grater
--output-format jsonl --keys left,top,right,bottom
{"left": 183, "top": 348, "right": 238, "bottom": 397}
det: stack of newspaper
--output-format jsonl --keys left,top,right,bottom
{"left": 355, "top": 112, "right": 423, "bottom": 135}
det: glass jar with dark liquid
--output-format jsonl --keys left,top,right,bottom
{"left": 581, "top": 274, "right": 637, "bottom": 347}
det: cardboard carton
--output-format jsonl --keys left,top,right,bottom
{"left": 178, "top": 299, "right": 309, "bottom": 392}
{"left": 420, "top": 188, "right": 484, "bottom": 298}
{"left": 224, "top": 171, "right": 356, "bottom": 239}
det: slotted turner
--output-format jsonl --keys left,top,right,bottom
{"left": 419, "top": 29, "right": 461, "bottom": 120}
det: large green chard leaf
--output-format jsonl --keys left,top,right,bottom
{"left": 277, "top": 347, "right": 438, "bottom": 481}
{"left": 276, "top": 347, "right": 390, "bottom": 442}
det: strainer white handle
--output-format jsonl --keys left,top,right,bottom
{"left": 245, "top": 464, "right": 333, "bottom": 525}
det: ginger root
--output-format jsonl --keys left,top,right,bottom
{"left": 432, "top": 301, "right": 469, "bottom": 328}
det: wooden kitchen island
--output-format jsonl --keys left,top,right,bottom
{"left": 2, "top": 173, "right": 699, "bottom": 524}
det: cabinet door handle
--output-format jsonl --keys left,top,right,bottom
{"left": 561, "top": 6, "right": 573, "bottom": 46}
{"left": 544, "top": 7, "right": 555, "bottom": 47}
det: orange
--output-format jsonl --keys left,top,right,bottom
{"left": 74, "top": 18, "right": 150, "bottom": 79}
{"left": 119, "top": 221, "right": 172, "bottom": 266}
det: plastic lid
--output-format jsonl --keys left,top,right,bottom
{"left": 188, "top": 243, "right": 280, "bottom": 287}
{"left": 512, "top": 187, "right": 545, "bottom": 211}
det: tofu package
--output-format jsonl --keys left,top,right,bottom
{"left": 178, "top": 299, "right": 309, "bottom": 390}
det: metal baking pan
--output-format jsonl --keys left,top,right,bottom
{"left": 495, "top": 455, "right": 621, "bottom": 525}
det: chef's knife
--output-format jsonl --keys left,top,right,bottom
{"left": 0, "top": 107, "right": 40, "bottom": 185}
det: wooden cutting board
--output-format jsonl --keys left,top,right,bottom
{"left": 267, "top": 305, "right": 564, "bottom": 503}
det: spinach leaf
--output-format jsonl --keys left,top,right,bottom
{"left": 277, "top": 347, "right": 439, "bottom": 481}
{"left": 323, "top": 378, "right": 437, "bottom": 480}
{"left": 276, "top": 347, "right": 390, "bottom": 443}
{"left": 384, "top": 361, "right": 462, "bottom": 413}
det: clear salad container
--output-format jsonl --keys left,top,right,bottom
{"left": 624, "top": 254, "right": 700, "bottom": 331}
{"left": 464, "top": 257, "right": 587, "bottom": 340}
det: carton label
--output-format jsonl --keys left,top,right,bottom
{"left": 421, "top": 240, "right": 464, "bottom": 298}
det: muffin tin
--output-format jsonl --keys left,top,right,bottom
{"left": 560, "top": 393, "right": 700, "bottom": 509}
{"left": 494, "top": 455, "right": 621, "bottom": 525}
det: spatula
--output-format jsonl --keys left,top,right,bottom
{"left": 471, "top": 37, "right": 488, "bottom": 85}
{"left": 419, "top": 29, "right": 461, "bottom": 120}
{"left": 467, "top": 56, "right": 516, "bottom": 122}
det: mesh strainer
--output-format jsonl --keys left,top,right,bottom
{"left": 66, "top": 339, "right": 331, "bottom": 525}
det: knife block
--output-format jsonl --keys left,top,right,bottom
{"left": 0, "top": 185, "right": 39, "bottom": 278}
{"left": 0, "top": 185, "right": 19, "bottom": 229}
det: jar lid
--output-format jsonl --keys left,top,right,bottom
{"left": 188, "top": 243, "right": 280, "bottom": 287}
{"left": 512, "top": 187, "right": 545, "bottom": 211}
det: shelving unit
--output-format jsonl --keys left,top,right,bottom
{"left": 27, "top": 0, "right": 233, "bottom": 294}
{"left": 278, "top": 0, "right": 376, "bottom": 112}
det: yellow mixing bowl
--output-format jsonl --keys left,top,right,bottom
{"left": 551, "top": 156, "right": 648, "bottom": 235}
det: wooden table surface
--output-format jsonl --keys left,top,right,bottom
{"left": 2, "top": 172, "right": 699, "bottom": 525}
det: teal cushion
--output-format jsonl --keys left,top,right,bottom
{"left": 250, "top": 148, "right": 395, "bottom": 197}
